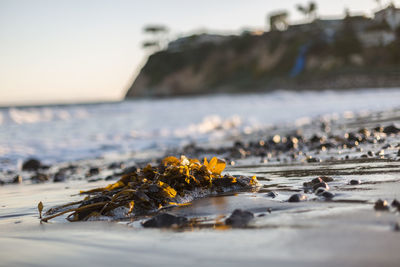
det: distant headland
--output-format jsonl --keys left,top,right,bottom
{"left": 126, "top": 3, "right": 400, "bottom": 98}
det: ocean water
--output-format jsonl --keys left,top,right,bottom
{"left": 1, "top": 89, "right": 400, "bottom": 170}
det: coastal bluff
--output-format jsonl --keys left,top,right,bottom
{"left": 126, "top": 18, "right": 400, "bottom": 98}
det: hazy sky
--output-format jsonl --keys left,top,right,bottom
{"left": 0, "top": 0, "right": 394, "bottom": 105}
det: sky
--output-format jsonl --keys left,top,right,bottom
{"left": 0, "top": 0, "right": 396, "bottom": 106}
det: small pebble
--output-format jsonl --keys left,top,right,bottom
{"left": 319, "top": 176, "right": 334, "bottom": 182}
{"left": 349, "top": 179, "right": 361, "bottom": 185}
{"left": 225, "top": 209, "right": 254, "bottom": 227}
{"left": 105, "top": 175, "right": 114, "bottom": 181}
{"left": 265, "top": 191, "right": 278, "bottom": 198}
{"left": 315, "top": 188, "right": 326, "bottom": 196}
{"left": 53, "top": 171, "right": 66, "bottom": 182}
{"left": 108, "top": 162, "right": 125, "bottom": 169}
{"left": 306, "top": 157, "right": 319, "bottom": 163}
{"left": 321, "top": 191, "right": 335, "bottom": 199}
{"left": 312, "top": 182, "right": 329, "bottom": 191}
{"left": 288, "top": 194, "right": 307, "bottom": 202}
{"left": 374, "top": 199, "right": 389, "bottom": 211}
{"left": 311, "top": 177, "right": 323, "bottom": 184}
{"left": 394, "top": 223, "right": 400, "bottom": 232}
{"left": 391, "top": 199, "right": 400, "bottom": 211}
{"left": 142, "top": 213, "right": 188, "bottom": 228}
{"left": 86, "top": 167, "right": 100, "bottom": 177}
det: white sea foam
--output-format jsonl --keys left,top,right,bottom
{"left": 1, "top": 88, "right": 400, "bottom": 170}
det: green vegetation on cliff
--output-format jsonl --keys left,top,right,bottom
{"left": 126, "top": 19, "right": 400, "bottom": 98}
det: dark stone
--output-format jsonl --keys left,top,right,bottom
{"left": 374, "top": 199, "right": 389, "bottom": 211}
{"left": 314, "top": 188, "right": 326, "bottom": 196}
{"left": 53, "top": 171, "right": 66, "bottom": 182}
{"left": 31, "top": 173, "right": 49, "bottom": 183}
{"left": 121, "top": 165, "right": 138, "bottom": 175}
{"left": 310, "top": 135, "right": 321, "bottom": 143}
{"left": 108, "top": 162, "right": 125, "bottom": 169}
{"left": 306, "top": 157, "right": 319, "bottom": 163}
{"left": 234, "top": 141, "right": 244, "bottom": 148}
{"left": 312, "top": 182, "right": 329, "bottom": 191}
{"left": 0, "top": 179, "right": 4, "bottom": 185}
{"left": 88, "top": 178, "right": 102, "bottom": 183}
{"left": 311, "top": 177, "right": 323, "bottom": 184}
{"left": 86, "top": 167, "right": 100, "bottom": 177}
{"left": 39, "top": 165, "right": 51, "bottom": 170}
{"left": 12, "top": 175, "right": 22, "bottom": 184}
{"left": 383, "top": 124, "right": 400, "bottom": 134}
{"left": 349, "top": 179, "right": 361, "bottom": 185}
{"left": 391, "top": 199, "right": 400, "bottom": 210}
{"left": 105, "top": 175, "right": 114, "bottom": 181}
{"left": 397, "top": 149, "right": 400, "bottom": 157}
{"left": 265, "top": 191, "right": 278, "bottom": 198}
{"left": 22, "top": 158, "right": 41, "bottom": 171}
{"left": 367, "top": 151, "right": 373, "bottom": 157}
{"left": 142, "top": 213, "right": 188, "bottom": 228}
{"left": 318, "top": 176, "right": 334, "bottom": 183}
{"left": 321, "top": 191, "right": 335, "bottom": 199}
{"left": 288, "top": 194, "right": 307, "bottom": 202}
{"left": 382, "top": 144, "right": 391, "bottom": 149}
{"left": 225, "top": 209, "right": 254, "bottom": 227}
{"left": 394, "top": 223, "right": 400, "bottom": 232}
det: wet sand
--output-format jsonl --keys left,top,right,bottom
{"left": 0, "top": 108, "right": 400, "bottom": 266}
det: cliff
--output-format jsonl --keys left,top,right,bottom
{"left": 126, "top": 22, "right": 400, "bottom": 98}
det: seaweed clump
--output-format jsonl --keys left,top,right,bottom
{"left": 41, "top": 156, "right": 258, "bottom": 222}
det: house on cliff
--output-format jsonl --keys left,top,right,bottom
{"left": 374, "top": 4, "right": 400, "bottom": 30}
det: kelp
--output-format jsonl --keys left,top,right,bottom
{"left": 40, "top": 156, "right": 259, "bottom": 222}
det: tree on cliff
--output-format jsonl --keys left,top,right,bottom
{"left": 296, "top": 1, "right": 317, "bottom": 21}
{"left": 142, "top": 25, "right": 169, "bottom": 51}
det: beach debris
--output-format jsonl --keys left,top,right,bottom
{"left": 38, "top": 201, "right": 43, "bottom": 219}
{"left": 142, "top": 213, "right": 188, "bottom": 228}
{"left": 31, "top": 173, "right": 49, "bottom": 183}
{"left": 225, "top": 209, "right": 254, "bottom": 227}
{"left": 22, "top": 158, "right": 41, "bottom": 171}
{"left": 374, "top": 199, "right": 389, "bottom": 211}
{"left": 12, "top": 175, "right": 22, "bottom": 184}
{"left": 40, "top": 156, "right": 259, "bottom": 222}
{"left": 349, "top": 179, "right": 361, "bottom": 185}
{"left": 288, "top": 194, "right": 307, "bottom": 202}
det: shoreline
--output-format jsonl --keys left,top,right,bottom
{"left": 1, "top": 106, "right": 400, "bottom": 266}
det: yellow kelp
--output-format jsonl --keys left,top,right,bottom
{"left": 40, "top": 156, "right": 258, "bottom": 222}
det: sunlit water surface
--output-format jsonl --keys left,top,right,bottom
{"left": 1, "top": 89, "right": 400, "bottom": 171}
